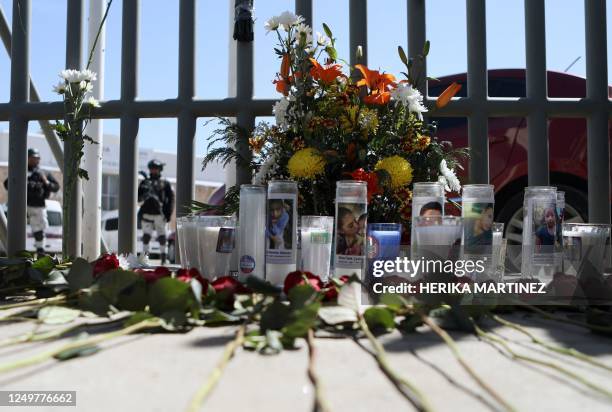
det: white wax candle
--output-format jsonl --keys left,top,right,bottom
{"left": 301, "top": 228, "right": 332, "bottom": 280}
{"left": 197, "top": 226, "right": 220, "bottom": 280}
{"left": 239, "top": 186, "right": 266, "bottom": 280}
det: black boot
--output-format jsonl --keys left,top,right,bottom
{"left": 36, "top": 248, "right": 45, "bottom": 256}
{"left": 160, "top": 253, "right": 167, "bottom": 265}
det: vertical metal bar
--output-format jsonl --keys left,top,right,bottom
{"left": 118, "top": 0, "right": 139, "bottom": 253}
{"left": 585, "top": 0, "right": 610, "bottom": 224}
{"left": 234, "top": 12, "right": 254, "bottom": 185}
{"left": 349, "top": 0, "right": 367, "bottom": 70}
{"left": 0, "top": 7, "right": 65, "bottom": 173}
{"left": 64, "top": 0, "right": 84, "bottom": 257}
{"left": 525, "top": 0, "right": 549, "bottom": 186}
{"left": 295, "top": 0, "right": 313, "bottom": 26}
{"left": 176, "top": 0, "right": 196, "bottom": 217}
{"left": 7, "top": 0, "right": 30, "bottom": 256}
{"left": 466, "top": 0, "right": 489, "bottom": 184}
{"left": 407, "top": 0, "right": 426, "bottom": 95}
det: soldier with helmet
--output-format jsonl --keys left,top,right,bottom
{"left": 137, "top": 159, "right": 175, "bottom": 264}
{"left": 3, "top": 148, "right": 60, "bottom": 254}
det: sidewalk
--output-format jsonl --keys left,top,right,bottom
{"left": 0, "top": 313, "right": 611, "bottom": 411}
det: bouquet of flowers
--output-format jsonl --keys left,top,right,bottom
{"left": 201, "top": 11, "right": 467, "bottom": 229}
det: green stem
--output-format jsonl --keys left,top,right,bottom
{"left": 421, "top": 315, "right": 516, "bottom": 412}
{"left": 307, "top": 329, "right": 332, "bottom": 412}
{"left": 519, "top": 303, "right": 612, "bottom": 333}
{"left": 0, "top": 296, "right": 68, "bottom": 311}
{"left": 0, "top": 318, "right": 161, "bottom": 375}
{"left": 357, "top": 314, "right": 433, "bottom": 412}
{"left": 86, "top": 1, "right": 113, "bottom": 69}
{"left": 473, "top": 323, "right": 612, "bottom": 399}
{"left": 0, "top": 315, "right": 130, "bottom": 349}
{"left": 491, "top": 315, "right": 612, "bottom": 373}
{"left": 186, "top": 324, "right": 246, "bottom": 412}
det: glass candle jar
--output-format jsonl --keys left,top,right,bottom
{"left": 334, "top": 180, "right": 367, "bottom": 279}
{"left": 238, "top": 185, "right": 266, "bottom": 280}
{"left": 266, "top": 180, "right": 298, "bottom": 285}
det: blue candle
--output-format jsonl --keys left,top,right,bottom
{"left": 367, "top": 223, "right": 402, "bottom": 278}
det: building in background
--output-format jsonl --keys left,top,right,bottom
{"left": 0, "top": 130, "right": 225, "bottom": 222}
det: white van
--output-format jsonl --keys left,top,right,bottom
{"left": 101, "top": 210, "right": 175, "bottom": 262}
{"left": 0, "top": 200, "right": 63, "bottom": 255}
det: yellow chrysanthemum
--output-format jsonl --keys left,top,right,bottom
{"left": 414, "top": 134, "right": 431, "bottom": 151}
{"left": 375, "top": 155, "right": 413, "bottom": 189}
{"left": 288, "top": 148, "right": 325, "bottom": 180}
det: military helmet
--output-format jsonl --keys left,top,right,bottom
{"left": 147, "top": 159, "right": 164, "bottom": 170}
{"left": 28, "top": 148, "right": 41, "bottom": 158}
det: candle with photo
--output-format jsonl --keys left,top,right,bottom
{"left": 411, "top": 182, "right": 446, "bottom": 259}
{"left": 461, "top": 184, "right": 495, "bottom": 280}
{"left": 334, "top": 181, "right": 368, "bottom": 279}
{"left": 266, "top": 180, "right": 298, "bottom": 285}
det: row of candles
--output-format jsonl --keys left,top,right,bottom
{"left": 176, "top": 181, "right": 611, "bottom": 285}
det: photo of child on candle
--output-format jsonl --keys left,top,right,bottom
{"left": 464, "top": 202, "right": 494, "bottom": 246}
{"left": 535, "top": 205, "right": 557, "bottom": 249}
{"left": 336, "top": 204, "right": 365, "bottom": 256}
{"left": 419, "top": 202, "right": 443, "bottom": 217}
{"left": 267, "top": 198, "right": 293, "bottom": 250}
{"left": 216, "top": 228, "right": 236, "bottom": 254}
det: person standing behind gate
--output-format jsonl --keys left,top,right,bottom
{"left": 3, "top": 148, "right": 60, "bottom": 255}
{"left": 137, "top": 159, "right": 174, "bottom": 264}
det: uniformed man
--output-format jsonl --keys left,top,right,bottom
{"left": 137, "top": 159, "right": 174, "bottom": 264}
{"left": 3, "top": 148, "right": 60, "bottom": 254}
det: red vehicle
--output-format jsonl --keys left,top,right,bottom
{"left": 430, "top": 69, "right": 611, "bottom": 250}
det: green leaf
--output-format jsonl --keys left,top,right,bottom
{"left": 54, "top": 344, "right": 100, "bottom": 361}
{"left": 77, "top": 287, "right": 112, "bottom": 316}
{"left": 326, "top": 46, "right": 337, "bottom": 61}
{"left": 422, "top": 40, "right": 430, "bottom": 57}
{"left": 124, "top": 311, "right": 156, "bottom": 327}
{"left": 363, "top": 307, "right": 395, "bottom": 331}
{"left": 398, "top": 46, "right": 408, "bottom": 66}
{"left": 202, "top": 309, "right": 241, "bottom": 326}
{"left": 260, "top": 300, "right": 291, "bottom": 332}
{"left": 160, "top": 310, "right": 189, "bottom": 331}
{"left": 97, "top": 270, "right": 142, "bottom": 305}
{"left": 66, "top": 257, "right": 93, "bottom": 292}
{"left": 287, "top": 284, "right": 318, "bottom": 309}
{"left": 44, "top": 269, "right": 68, "bottom": 286}
{"left": 115, "top": 276, "right": 148, "bottom": 312}
{"left": 246, "top": 276, "right": 281, "bottom": 296}
{"left": 38, "top": 306, "right": 81, "bottom": 325}
{"left": 32, "top": 255, "right": 55, "bottom": 275}
{"left": 379, "top": 294, "right": 410, "bottom": 312}
{"left": 322, "top": 22, "right": 333, "bottom": 39}
{"left": 282, "top": 302, "right": 321, "bottom": 339}
{"left": 148, "top": 277, "right": 199, "bottom": 318}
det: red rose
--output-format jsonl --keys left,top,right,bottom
{"left": 92, "top": 253, "right": 120, "bottom": 278}
{"left": 176, "top": 268, "right": 209, "bottom": 289}
{"left": 323, "top": 275, "right": 350, "bottom": 301}
{"left": 211, "top": 276, "right": 250, "bottom": 294}
{"left": 135, "top": 266, "right": 171, "bottom": 283}
{"left": 283, "top": 271, "right": 323, "bottom": 295}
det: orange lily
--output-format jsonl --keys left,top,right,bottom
{"left": 355, "top": 64, "right": 396, "bottom": 94}
{"left": 309, "top": 58, "right": 343, "bottom": 85}
{"left": 273, "top": 76, "right": 290, "bottom": 95}
{"left": 436, "top": 82, "right": 462, "bottom": 109}
{"left": 355, "top": 64, "right": 396, "bottom": 105}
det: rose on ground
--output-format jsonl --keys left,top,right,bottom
{"left": 323, "top": 275, "right": 350, "bottom": 301}
{"left": 283, "top": 271, "right": 323, "bottom": 295}
{"left": 135, "top": 267, "right": 171, "bottom": 283}
{"left": 92, "top": 253, "right": 120, "bottom": 278}
{"left": 176, "top": 268, "right": 209, "bottom": 289}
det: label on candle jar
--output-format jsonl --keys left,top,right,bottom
{"left": 266, "top": 194, "right": 297, "bottom": 265}
{"left": 239, "top": 255, "right": 256, "bottom": 273}
{"left": 335, "top": 202, "right": 367, "bottom": 270}
{"left": 216, "top": 228, "right": 236, "bottom": 253}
